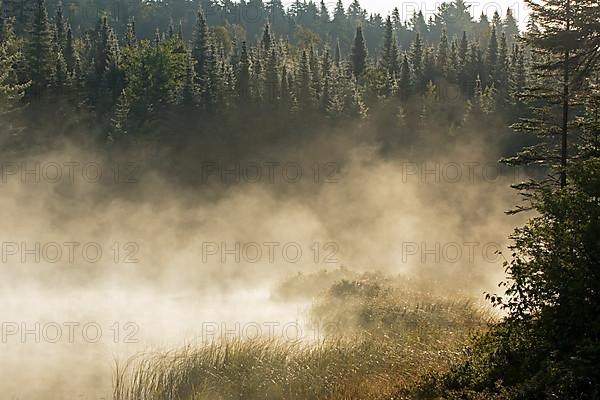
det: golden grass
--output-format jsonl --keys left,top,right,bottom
{"left": 114, "top": 274, "right": 493, "bottom": 400}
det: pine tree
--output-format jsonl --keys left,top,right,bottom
{"left": 333, "top": 0, "right": 345, "bottom": 23}
{"left": 261, "top": 23, "right": 273, "bottom": 52}
{"left": 280, "top": 64, "right": 292, "bottom": 112}
{"left": 126, "top": 17, "right": 137, "bottom": 47}
{"left": 297, "top": 49, "right": 315, "bottom": 111}
{"left": 343, "top": 77, "right": 366, "bottom": 118}
{"left": 180, "top": 52, "right": 197, "bottom": 106}
{"left": 334, "top": 39, "right": 341, "bottom": 68}
{"left": 503, "top": 8, "right": 519, "bottom": 47}
{"left": 192, "top": 9, "right": 211, "bottom": 88}
{"left": 410, "top": 33, "right": 423, "bottom": 92}
{"left": 237, "top": 41, "right": 250, "bottom": 103}
{"left": 347, "top": 0, "right": 364, "bottom": 21}
{"left": 466, "top": 74, "right": 484, "bottom": 122}
{"left": 486, "top": 25, "right": 498, "bottom": 86}
{"left": 250, "top": 48, "right": 263, "bottom": 104}
{"left": 351, "top": 26, "right": 367, "bottom": 77}
{"left": 25, "top": 0, "right": 54, "bottom": 99}
{"left": 389, "top": 37, "right": 399, "bottom": 75}
{"left": 458, "top": 31, "right": 469, "bottom": 92}
{"left": 513, "top": 0, "right": 589, "bottom": 187}
{"left": 54, "top": 4, "right": 66, "bottom": 49}
{"left": 319, "top": 0, "right": 330, "bottom": 24}
{"left": 264, "top": 46, "right": 279, "bottom": 105}
{"left": 109, "top": 89, "right": 130, "bottom": 141}
{"left": 496, "top": 31, "right": 510, "bottom": 107}
{"left": 492, "top": 10, "right": 502, "bottom": 34}
{"left": 63, "top": 26, "right": 75, "bottom": 72}
{"left": 309, "top": 46, "right": 321, "bottom": 100}
{"left": 92, "top": 17, "right": 113, "bottom": 86}
{"left": 381, "top": 16, "right": 393, "bottom": 72}
{"left": 448, "top": 40, "right": 458, "bottom": 83}
{"left": 437, "top": 29, "right": 449, "bottom": 78}
{"left": 52, "top": 49, "right": 68, "bottom": 94}
{"left": 398, "top": 53, "right": 411, "bottom": 102}
{"left": 203, "top": 43, "right": 221, "bottom": 111}
{"left": 410, "top": 11, "right": 427, "bottom": 36}
{"left": 510, "top": 43, "right": 526, "bottom": 108}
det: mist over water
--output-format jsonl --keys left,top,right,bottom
{"left": 0, "top": 132, "right": 525, "bottom": 399}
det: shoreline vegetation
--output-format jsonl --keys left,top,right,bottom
{"left": 114, "top": 270, "right": 493, "bottom": 400}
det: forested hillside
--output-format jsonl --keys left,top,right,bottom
{"left": 1, "top": 0, "right": 528, "bottom": 152}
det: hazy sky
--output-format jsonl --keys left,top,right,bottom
{"left": 335, "top": 0, "right": 530, "bottom": 28}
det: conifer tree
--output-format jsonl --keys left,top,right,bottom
{"left": 448, "top": 40, "right": 458, "bottom": 83}
{"left": 347, "top": 0, "right": 364, "bottom": 21}
{"left": 192, "top": 9, "right": 211, "bottom": 88}
{"left": 398, "top": 53, "right": 411, "bottom": 102}
{"left": 380, "top": 16, "right": 393, "bottom": 72}
{"left": 91, "top": 17, "right": 113, "bottom": 87}
{"left": 350, "top": 26, "right": 367, "bottom": 77}
{"left": 25, "top": 0, "right": 54, "bottom": 99}
{"left": 237, "top": 41, "right": 250, "bottom": 103}
{"left": 510, "top": 43, "right": 526, "bottom": 108}
{"left": 421, "top": 46, "right": 433, "bottom": 86}
{"left": 334, "top": 39, "right": 341, "bottom": 68}
{"left": 297, "top": 49, "right": 315, "bottom": 111}
{"left": 343, "top": 77, "right": 366, "bottom": 118}
{"left": 486, "top": 25, "right": 498, "bottom": 86}
{"left": 52, "top": 50, "right": 68, "bottom": 93}
{"left": 203, "top": 43, "right": 221, "bottom": 111}
{"left": 333, "top": 0, "right": 345, "bottom": 23}
{"left": 180, "top": 52, "right": 197, "bottom": 106}
{"left": 63, "top": 26, "right": 75, "bottom": 72}
{"left": 458, "top": 31, "right": 469, "bottom": 91}
{"left": 491, "top": 10, "right": 502, "bottom": 33}
{"left": 496, "top": 31, "right": 510, "bottom": 107}
{"left": 109, "top": 89, "right": 130, "bottom": 141}
{"left": 320, "top": 50, "right": 333, "bottom": 113}
{"left": 54, "top": 4, "right": 66, "bottom": 49}
{"left": 319, "top": 0, "right": 330, "bottom": 24}
{"left": 280, "top": 64, "right": 291, "bottom": 111}
{"left": 503, "top": 8, "right": 519, "bottom": 47}
{"left": 264, "top": 46, "right": 279, "bottom": 105}
{"left": 309, "top": 46, "right": 321, "bottom": 100}
{"left": 465, "top": 74, "right": 484, "bottom": 122}
{"left": 410, "top": 33, "right": 423, "bottom": 92}
{"left": 437, "top": 29, "right": 449, "bottom": 78}
{"left": 126, "top": 17, "right": 137, "bottom": 47}
{"left": 513, "top": 0, "right": 587, "bottom": 187}
{"left": 261, "top": 23, "right": 273, "bottom": 52}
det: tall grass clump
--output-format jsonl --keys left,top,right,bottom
{"left": 114, "top": 273, "right": 493, "bottom": 400}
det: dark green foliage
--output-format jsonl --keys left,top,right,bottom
{"left": 4, "top": 0, "right": 535, "bottom": 145}
{"left": 24, "top": 0, "right": 53, "bottom": 99}
{"left": 350, "top": 26, "right": 367, "bottom": 77}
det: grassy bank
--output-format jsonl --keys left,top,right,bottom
{"left": 114, "top": 271, "right": 492, "bottom": 400}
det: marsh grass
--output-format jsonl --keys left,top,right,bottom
{"left": 114, "top": 274, "right": 493, "bottom": 400}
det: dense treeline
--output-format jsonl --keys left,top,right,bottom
{"left": 1, "top": 0, "right": 527, "bottom": 150}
